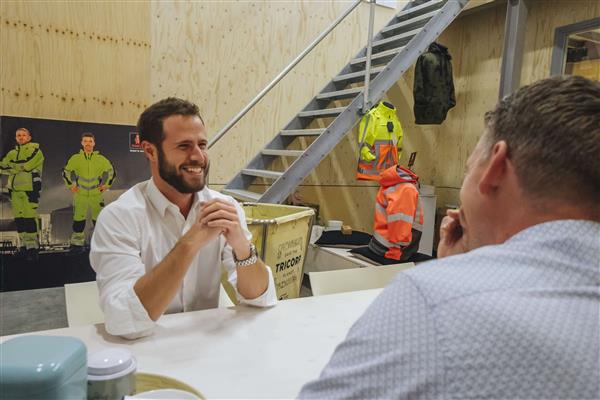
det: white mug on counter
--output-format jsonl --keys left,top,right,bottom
{"left": 87, "top": 348, "right": 137, "bottom": 400}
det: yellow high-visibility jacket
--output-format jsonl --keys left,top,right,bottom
{"left": 356, "top": 101, "right": 404, "bottom": 181}
{"left": 0, "top": 142, "right": 44, "bottom": 191}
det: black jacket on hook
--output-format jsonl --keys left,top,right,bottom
{"left": 413, "top": 42, "right": 456, "bottom": 125}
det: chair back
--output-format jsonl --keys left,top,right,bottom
{"left": 308, "top": 263, "right": 415, "bottom": 296}
{"left": 64, "top": 281, "right": 104, "bottom": 327}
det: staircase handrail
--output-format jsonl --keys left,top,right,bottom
{"left": 363, "top": 0, "right": 376, "bottom": 112}
{"left": 208, "top": 0, "right": 363, "bottom": 149}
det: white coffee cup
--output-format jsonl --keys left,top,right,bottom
{"left": 87, "top": 348, "right": 137, "bottom": 400}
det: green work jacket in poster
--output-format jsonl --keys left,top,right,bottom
{"left": 62, "top": 150, "right": 115, "bottom": 196}
{"left": 0, "top": 142, "right": 44, "bottom": 191}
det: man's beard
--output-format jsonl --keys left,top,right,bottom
{"left": 157, "top": 146, "right": 209, "bottom": 193}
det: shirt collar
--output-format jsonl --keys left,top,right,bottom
{"left": 146, "top": 178, "right": 208, "bottom": 218}
{"left": 507, "top": 219, "right": 600, "bottom": 245}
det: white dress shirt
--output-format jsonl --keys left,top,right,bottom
{"left": 90, "top": 178, "right": 277, "bottom": 339}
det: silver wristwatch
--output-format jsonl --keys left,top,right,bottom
{"left": 234, "top": 243, "right": 258, "bottom": 267}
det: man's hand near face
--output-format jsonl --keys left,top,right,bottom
{"left": 199, "top": 199, "right": 251, "bottom": 259}
{"left": 437, "top": 208, "right": 468, "bottom": 258}
{"left": 134, "top": 198, "right": 269, "bottom": 321}
{"left": 133, "top": 205, "right": 224, "bottom": 321}
{"left": 199, "top": 199, "right": 269, "bottom": 300}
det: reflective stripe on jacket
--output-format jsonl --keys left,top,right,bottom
{"left": 62, "top": 150, "right": 115, "bottom": 195}
{"left": 369, "top": 165, "right": 423, "bottom": 261}
{"left": 0, "top": 142, "right": 44, "bottom": 191}
{"left": 356, "top": 101, "right": 404, "bottom": 181}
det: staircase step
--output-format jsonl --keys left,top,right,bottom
{"left": 351, "top": 47, "right": 405, "bottom": 66}
{"left": 333, "top": 66, "right": 385, "bottom": 83}
{"left": 241, "top": 168, "right": 283, "bottom": 179}
{"left": 280, "top": 128, "right": 325, "bottom": 137}
{"left": 262, "top": 149, "right": 304, "bottom": 157}
{"left": 223, "top": 0, "right": 466, "bottom": 205}
{"left": 317, "top": 86, "right": 364, "bottom": 100}
{"left": 222, "top": 189, "right": 261, "bottom": 202}
{"left": 372, "top": 28, "right": 421, "bottom": 49}
{"left": 298, "top": 107, "right": 346, "bottom": 118}
{"left": 382, "top": 9, "right": 437, "bottom": 35}
{"left": 395, "top": 0, "right": 445, "bottom": 21}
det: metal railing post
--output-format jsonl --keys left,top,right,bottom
{"left": 209, "top": 0, "right": 363, "bottom": 149}
{"left": 363, "top": 0, "right": 376, "bottom": 112}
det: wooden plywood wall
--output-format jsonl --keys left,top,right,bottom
{"left": 570, "top": 60, "right": 600, "bottom": 81}
{"left": 302, "top": 0, "right": 600, "bottom": 231}
{"left": 150, "top": 3, "right": 397, "bottom": 177}
{"left": 0, "top": 1, "right": 151, "bottom": 125}
{"left": 150, "top": 1, "right": 401, "bottom": 231}
{"left": 521, "top": 0, "right": 600, "bottom": 84}
{"left": 300, "top": 2, "right": 508, "bottom": 230}
{"left": 152, "top": 0, "right": 599, "bottom": 233}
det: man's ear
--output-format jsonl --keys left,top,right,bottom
{"left": 478, "top": 140, "right": 510, "bottom": 195}
{"left": 141, "top": 141, "right": 157, "bottom": 162}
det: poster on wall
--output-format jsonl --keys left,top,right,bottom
{"left": 0, "top": 116, "right": 150, "bottom": 290}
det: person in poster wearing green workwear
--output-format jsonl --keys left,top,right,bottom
{"left": 62, "top": 132, "right": 115, "bottom": 251}
{"left": 0, "top": 127, "right": 45, "bottom": 261}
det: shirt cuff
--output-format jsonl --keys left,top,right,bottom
{"left": 236, "top": 264, "right": 278, "bottom": 308}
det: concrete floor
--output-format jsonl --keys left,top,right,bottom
{"left": 0, "top": 287, "right": 69, "bottom": 336}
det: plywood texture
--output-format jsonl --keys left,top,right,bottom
{"left": 150, "top": 1, "right": 398, "bottom": 185}
{"left": 389, "top": 4, "right": 506, "bottom": 196}
{"left": 462, "top": 0, "right": 500, "bottom": 13}
{"left": 521, "top": 0, "right": 600, "bottom": 85}
{"left": 306, "top": 3, "right": 507, "bottom": 228}
{"left": 6, "top": 0, "right": 585, "bottom": 235}
{"left": 211, "top": 182, "right": 377, "bottom": 233}
{"left": 570, "top": 59, "right": 600, "bottom": 81}
{"left": 0, "top": 1, "right": 151, "bottom": 124}
{"left": 302, "top": 0, "right": 597, "bottom": 230}
{"left": 147, "top": 1, "right": 519, "bottom": 233}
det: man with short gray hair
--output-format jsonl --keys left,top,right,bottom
{"left": 299, "top": 75, "right": 600, "bottom": 399}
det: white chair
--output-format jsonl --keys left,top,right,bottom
{"left": 64, "top": 281, "right": 105, "bottom": 327}
{"left": 308, "top": 263, "right": 416, "bottom": 296}
{"left": 65, "top": 281, "right": 235, "bottom": 327}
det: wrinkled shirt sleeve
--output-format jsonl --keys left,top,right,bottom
{"left": 222, "top": 200, "right": 278, "bottom": 307}
{"left": 90, "top": 207, "right": 155, "bottom": 339}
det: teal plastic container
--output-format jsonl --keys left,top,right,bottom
{"left": 0, "top": 335, "right": 87, "bottom": 399}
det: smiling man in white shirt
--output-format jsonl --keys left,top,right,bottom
{"left": 90, "top": 97, "right": 277, "bottom": 339}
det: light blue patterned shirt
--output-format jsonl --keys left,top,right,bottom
{"left": 299, "top": 220, "right": 600, "bottom": 399}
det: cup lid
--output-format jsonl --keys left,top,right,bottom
{"left": 88, "top": 348, "right": 137, "bottom": 379}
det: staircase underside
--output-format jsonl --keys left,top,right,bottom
{"left": 222, "top": 0, "right": 468, "bottom": 204}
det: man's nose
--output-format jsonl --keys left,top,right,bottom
{"left": 189, "top": 145, "right": 207, "bottom": 163}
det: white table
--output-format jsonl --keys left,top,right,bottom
{"left": 1, "top": 289, "right": 382, "bottom": 399}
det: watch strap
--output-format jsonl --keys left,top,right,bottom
{"left": 234, "top": 243, "right": 258, "bottom": 267}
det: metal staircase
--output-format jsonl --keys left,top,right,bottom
{"left": 221, "top": 0, "right": 468, "bottom": 203}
